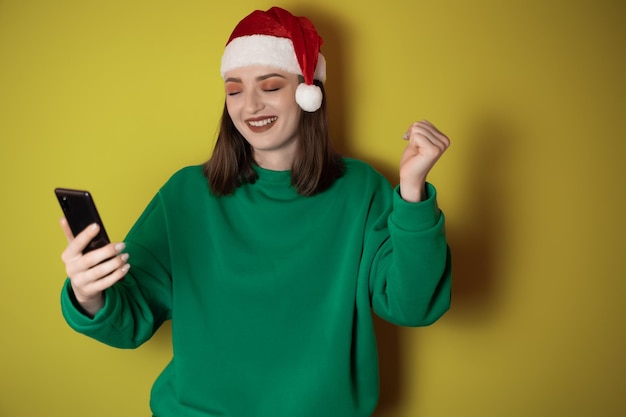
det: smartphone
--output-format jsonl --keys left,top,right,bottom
{"left": 55, "top": 188, "right": 110, "bottom": 253}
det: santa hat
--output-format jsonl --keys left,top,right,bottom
{"left": 220, "top": 7, "right": 326, "bottom": 112}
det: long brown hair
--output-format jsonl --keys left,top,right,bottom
{"left": 202, "top": 81, "right": 345, "bottom": 196}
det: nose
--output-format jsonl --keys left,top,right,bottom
{"left": 244, "top": 89, "right": 264, "bottom": 113}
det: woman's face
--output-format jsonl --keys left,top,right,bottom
{"left": 224, "top": 65, "right": 302, "bottom": 170}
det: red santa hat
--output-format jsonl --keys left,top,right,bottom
{"left": 220, "top": 7, "right": 326, "bottom": 112}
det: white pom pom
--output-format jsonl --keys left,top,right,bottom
{"left": 295, "top": 83, "right": 323, "bottom": 112}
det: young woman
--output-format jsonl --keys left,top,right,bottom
{"left": 59, "top": 7, "right": 451, "bottom": 417}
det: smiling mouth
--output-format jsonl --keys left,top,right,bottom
{"left": 247, "top": 116, "right": 278, "bottom": 127}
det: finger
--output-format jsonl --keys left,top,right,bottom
{"left": 67, "top": 223, "right": 102, "bottom": 255}
{"left": 75, "top": 260, "right": 130, "bottom": 300}
{"left": 78, "top": 242, "right": 127, "bottom": 271}
{"left": 65, "top": 243, "right": 127, "bottom": 285}
{"left": 417, "top": 119, "right": 439, "bottom": 131}
{"left": 405, "top": 121, "right": 435, "bottom": 141}
{"left": 61, "top": 224, "right": 100, "bottom": 267}
{"left": 411, "top": 121, "right": 439, "bottom": 139}
{"left": 62, "top": 233, "right": 119, "bottom": 273}
{"left": 60, "top": 217, "right": 75, "bottom": 242}
{"left": 418, "top": 120, "right": 451, "bottom": 148}
{"left": 407, "top": 124, "right": 441, "bottom": 149}
{"left": 88, "top": 263, "right": 131, "bottom": 293}
{"left": 85, "top": 251, "right": 130, "bottom": 283}
{"left": 408, "top": 121, "right": 450, "bottom": 150}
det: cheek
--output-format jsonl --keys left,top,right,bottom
{"left": 274, "top": 92, "right": 300, "bottom": 117}
{"left": 225, "top": 99, "right": 239, "bottom": 120}
{"left": 225, "top": 103, "right": 247, "bottom": 134}
{"left": 283, "top": 109, "right": 302, "bottom": 136}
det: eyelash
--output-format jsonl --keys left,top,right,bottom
{"left": 226, "top": 87, "right": 280, "bottom": 96}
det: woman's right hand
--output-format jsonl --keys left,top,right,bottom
{"left": 60, "top": 218, "right": 130, "bottom": 317}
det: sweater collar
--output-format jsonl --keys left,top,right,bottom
{"left": 253, "top": 164, "right": 292, "bottom": 185}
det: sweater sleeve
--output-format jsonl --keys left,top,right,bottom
{"left": 368, "top": 183, "right": 452, "bottom": 327}
{"left": 60, "top": 192, "right": 173, "bottom": 349}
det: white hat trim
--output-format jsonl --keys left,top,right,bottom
{"left": 221, "top": 35, "right": 326, "bottom": 82}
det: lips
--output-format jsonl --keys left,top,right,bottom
{"left": 246, "top": 116, "right": 277, "bottom": 133}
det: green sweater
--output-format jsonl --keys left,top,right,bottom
{"left": 61, "top": 158, "right": 451, "bottom": 417}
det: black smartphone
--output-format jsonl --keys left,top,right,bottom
{"left": 55, "top": 188, "right": 110, "bottom": 253}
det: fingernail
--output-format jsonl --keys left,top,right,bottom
{"left": 121, "top": 253, "right": 130, "bottom": 262}
{"left": 90, "top": 223, "right": 99, "bottom": 231}
{"left": 115, "top": 242, "right": 126, "bottom": 251}
{"left": 122, "top": 264, "right": 131, "bottom": 272}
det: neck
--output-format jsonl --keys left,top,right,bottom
{"left": 253, "top": 149, "right": 295, "bottom": 171}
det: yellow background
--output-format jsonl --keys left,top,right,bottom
{"left": 1, "top": 0, "right": 624, "bottom": 416}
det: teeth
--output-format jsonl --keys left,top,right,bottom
{"left": 248, "top": 117, "right": 277, "bottom": 127}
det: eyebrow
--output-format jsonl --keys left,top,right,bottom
{"left": 224, "top": 73, "right": 287, "bottom": 83}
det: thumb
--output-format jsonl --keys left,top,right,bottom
{"left": 60, "top": 217, "right": 76, "bottom": 242}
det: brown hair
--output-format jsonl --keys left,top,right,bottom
{"left": 202, "top": 82, "right": 345, "bottom": 196}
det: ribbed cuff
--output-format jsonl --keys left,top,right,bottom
{"left": 390, "top": 183, "right": 441, "bottom": 231}
{"left": 60, "top": 278, "right": 113, "bottom": 329}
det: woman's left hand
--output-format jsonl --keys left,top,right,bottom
{"left": 399, "top": 120, "right": 450, "bottom": 202}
